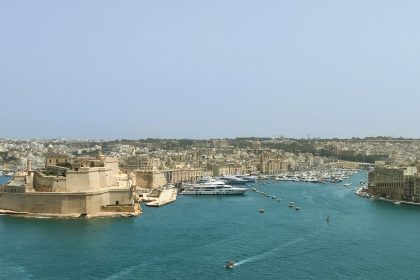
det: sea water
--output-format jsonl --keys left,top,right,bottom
{"left": 0, "top": 172, "right": 419, "bottom": 280}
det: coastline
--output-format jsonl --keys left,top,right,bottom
{"left": 0, "top": 204, "right": 142, "bottom": 219}
{"left": 145, "top": 188, "right": 177, "bottom": 207}
{"left": 355, "top": 187, "right": 420, "bottom": 207}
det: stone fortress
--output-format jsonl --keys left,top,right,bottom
{"left": 0, "top": 152, "right": 141, "bottom": 218}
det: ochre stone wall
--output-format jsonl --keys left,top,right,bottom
{"left": 0, "top": 189, "right": 132, "bottom": 214}
{"left": 33, "top": 172, "right": 67, "bottom": 192}
{"left": 135, "top": 171, "right": 167, "bottom": 189}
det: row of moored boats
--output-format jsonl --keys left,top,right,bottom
{"left": 180, "top": 175, "right": 256, "bottom": 195}
{"left": 272, "top": 169, "right": 360, "bottom": 183}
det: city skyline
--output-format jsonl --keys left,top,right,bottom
{"left": 2, "top": 0, "right": 420, "bottom": 139}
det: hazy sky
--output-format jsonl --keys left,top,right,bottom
{"left": 1, "top": 1, "right": 420, "bottom": 139}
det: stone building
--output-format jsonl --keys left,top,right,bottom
{"left": 165, "top": 168, "right": 212, "bottom": 184}
{"left": 0, "top": 155, "right": 139, "bottom": 217}
{"left": 258, "top": 159, "right": 289, "bottom": 174}
{"left": 135, "top": 170, "right": 167, "bottom": 189}
{"left": 368, "top": 166, "right": 418, "bottom": 200}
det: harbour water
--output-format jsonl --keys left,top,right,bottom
{"left": 0, "top": 175, "right": 11, "bottom": 185}
{"left": 1, "top": 172, "right": 420, "bottom": 279}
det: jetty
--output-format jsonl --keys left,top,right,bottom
{"left": 146, "top": 188, "right": 177, "bottom": 207}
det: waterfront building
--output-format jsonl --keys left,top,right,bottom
{"left": 164, "top": 168, "right": 212, "bottom": 184}
{"left": 134, "top": 168, "right": 213, "bottom": 189}
{"left": 368, "top": 166, "right": 418, "bottom": 200}
{"left": 0, "top": 155, "right": 140, "bottom": 217}
{"left": 414, "top": 178, "right": 420, "bottom": 202}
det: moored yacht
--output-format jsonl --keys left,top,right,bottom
{"left": 181, "top": 182, "right": 247, "bottom": 195}
{"left": 235, "top": 175, "right": 257, "bottom": 183}
{"left": 220, "top": 175, "right": 247, "bottom": 185}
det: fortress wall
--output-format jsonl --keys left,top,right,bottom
{"left": 104, "top": 157, "right": 120, "bottom": 175}
{"left": 66, "top": 170, "right": 91, "bottom": 191}
{"left": 0, "top": 189, "right": 131, "bottom": 215}
{"left": 85, "top": 192, "right": 110, "bottom": 213}
{"left": 0, "top": 193, "right": 66, "bottom": 213}
{"left": 33, "top": 173, "right": 67, "bottom": 192}
{"left": 109, "top": 189, "right": 133, "bottom": 205}
{"left": 88, "top": 169, "right": 101, "bottom": 190}
{"left": 61, "top": 194, "right": 87, "bottom": 214}
{"left": 99, "top": 168, "right": 107, "bottom": 188}
{"left": 105, "top": 169, "right": 116, "bottom": 187}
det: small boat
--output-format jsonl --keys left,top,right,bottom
{"left": 288, "top": 202, "right": 294, "bottom": 208}
{"left": 259, "top": 208, "right": 265, "bottom": 213}
{"left": 272, "top": 196, "right": 276, "bottom": 199}
{"left": 326, "top": 216, "right": 330, "bottom": 223}
{"left": 225, "top": 261, "right": 235, "bottom": 269}
{"left": 295, "top": 206, "right": 300, "bottom": 211}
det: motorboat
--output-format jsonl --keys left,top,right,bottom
{"left": 225, "top": 261, "right": 235, "bottom": 269}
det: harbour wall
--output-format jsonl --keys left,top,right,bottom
{"left": 0, "top": 189, "right": 132, "bottom": 214}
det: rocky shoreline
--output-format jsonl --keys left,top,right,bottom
{"left": 0, "top": 203, "right": 142, "bottom": 219}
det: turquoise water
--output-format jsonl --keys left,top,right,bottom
{"left": 0, "top": 172, "right": 419, "bottom": 280}
{"left": 0, "top": 175, "right": 11, "bottom": 185}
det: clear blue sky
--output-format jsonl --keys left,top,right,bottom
{"left": 1, "top": 1, "right": 419, "bottom": 139}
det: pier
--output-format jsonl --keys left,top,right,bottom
{"left": 145, "top": 188, "right": 177, "bottom": 207}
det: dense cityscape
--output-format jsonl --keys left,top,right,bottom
{"left": 2, "top": 136, "right": 420, "bottom": 217}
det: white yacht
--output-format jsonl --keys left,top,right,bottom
{"left": 234, "top": 175, "right": 257, "bottom": 183}
{"left": 181, "top": 182, "right": 247, "bottom": 195}
{"left": 220, "top": 175, "right": 247, "bottom": 185}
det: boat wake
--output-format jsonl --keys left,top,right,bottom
{"left": 234, "top": 236, "right": 307, "bottom": 267}
{"left": 103, "top": 266, "right": 136, "bottom": 280}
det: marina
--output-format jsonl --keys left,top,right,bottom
{"left": 180, "top": 177, "right": 247, "bottom": 195}
{"left": 3, "top": 170, "right": 420, "bottom": 279}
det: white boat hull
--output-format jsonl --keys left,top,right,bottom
{"left": 181, "top": 189, "right": 247, "bottom": 195}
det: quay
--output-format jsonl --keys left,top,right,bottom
{"left": 145, "top": 188, "right": 177, "bottom": 207}
{"left": 355, "top": 187, "right": 420, "bottom": 208}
